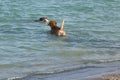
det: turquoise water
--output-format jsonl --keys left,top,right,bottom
{"left": 0, "top": 0, "right": 120, "bottom": 79}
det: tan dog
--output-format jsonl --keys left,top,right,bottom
{"left": 39, "top": 17, "right": 66, "bottom": 37}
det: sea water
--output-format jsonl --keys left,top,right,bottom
{"left": 0, "top": 0, "right": 120, "bottom": 80}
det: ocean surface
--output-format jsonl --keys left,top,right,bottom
{"left": 0, "top": 0, "right": 120, "bottom": 80}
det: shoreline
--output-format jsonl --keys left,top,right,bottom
{"left": 9, "top": 71, "right": 120, "bottom": 80}
{"left": 12, "top": 62, "right": 120, "bottom": 80}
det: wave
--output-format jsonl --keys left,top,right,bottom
{"left": 7, "top": 60, "right": 120, "bottom": 80}
{"left": 7, "top": 65, "right": 101, "bottom": 80}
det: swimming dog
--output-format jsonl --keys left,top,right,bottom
{"left": 38, "top": 17, "right": 66, "bottom": 37}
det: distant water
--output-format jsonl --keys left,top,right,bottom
{"left": 0, "top": 0, "right": 120, "bottom": 80}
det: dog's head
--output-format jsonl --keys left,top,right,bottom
{"left": 39, "top": 17, "right": 49, "bottom": 23}
{"left": 39, "top": 17, "right": 47, "bottom": 22}
{"left": 48, "top": 20, "right": 57, "bottom": 27}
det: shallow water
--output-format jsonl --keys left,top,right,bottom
{"left": 0, "top": 0, "right": 120, "bottom": 80}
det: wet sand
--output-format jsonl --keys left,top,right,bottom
{"left": 85, "top": 73, "right": 120, "bottom": 80}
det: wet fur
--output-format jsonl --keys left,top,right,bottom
{"left": 48, "top": 20, "right": 66, "bottom": 36}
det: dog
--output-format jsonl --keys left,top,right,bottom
{"left": 37, "top": 17, "right": 66, "bottom": 37}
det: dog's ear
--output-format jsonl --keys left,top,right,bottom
{"left": 48, "top": 20, "right": 57, "bottom": 27}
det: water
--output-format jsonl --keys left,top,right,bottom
{"left": 0, "top": 0, "right": 120, "bottom": 80}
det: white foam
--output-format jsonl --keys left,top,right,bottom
{"left": 8, "top": 77, "right": 22, "bottom": 80}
